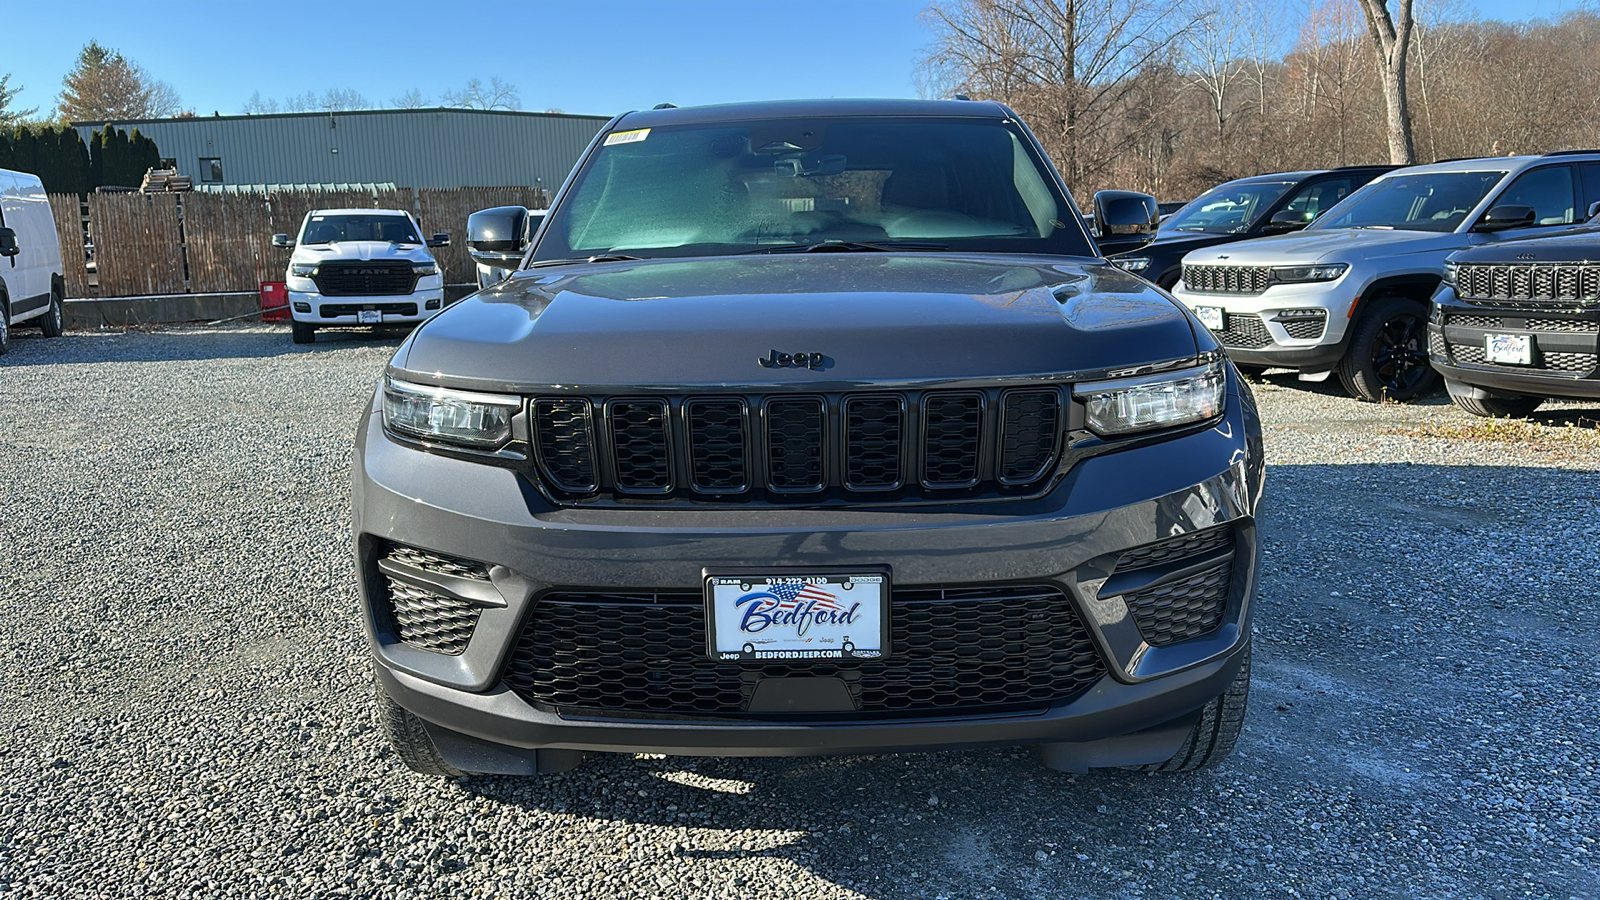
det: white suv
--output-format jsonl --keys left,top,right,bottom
{"left": 273, "top": 209, "right": 450, "bottom": 344}
{"left": 1172, "top": 152, "right": 1600, "bottom": 400}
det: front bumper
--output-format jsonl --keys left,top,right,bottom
{"left": 352, "top": 377, "right": 1264, "bottom": 765}
{"left": 1430, "top": 288, "right": 1600, "bottom": 398}
{"left": 1172, "top": 279, "right": 1354, "bottom": 369}
{"left": 288, "top": 288, "right": 447, "bottom": 325}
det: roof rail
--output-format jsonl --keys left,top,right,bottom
{"left": 652, "top": 103, "right": 677, "bottom": 110}
{"left": 1330, "top": 164, "right": 1399, "bottom": 171}
{"left": 1541, "top": 148, "right": 1600, "bottom": 157}
{"left": 1431, "top": 156, "right": 1498, "bottom": 164}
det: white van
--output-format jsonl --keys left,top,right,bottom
{"left": 0, "top": 168, "right": 67, "bottom": 354}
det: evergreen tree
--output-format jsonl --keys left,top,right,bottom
{"left": 89, "top": 127, "right": 106, "bottom": 188}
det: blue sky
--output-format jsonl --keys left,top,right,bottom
{"left": 0, "top": 0, "right": 1578, "bottom": 120}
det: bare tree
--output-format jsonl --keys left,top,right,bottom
{"left": 242, "top": 91, "right": 281, "bottom": 114}
{"left": 1183, "top": 0, "right": 1250, "bottom": 153}
{"left": 923, "top": 0, "right": 1203, "bottom": 194}
{"left": 247, "top": 88, "right": 369, "bottom": 113}
{"left": 441, "top": 76, "right": 520, "bottom": 110}
{"left": 1354, "top": 0, "right": 1417, "bottom": 163}
{"left": 391, "top": 88, "right": 430, "bottom": 109}
{"left": 0, "top": 73, "right": 38, "bottom": 126}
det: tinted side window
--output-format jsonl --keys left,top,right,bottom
{"left": 1579, "top": 163, "right": 1600, "bottom": 218}
{"left": 1495, "top": 165, "right": 1576, "bottom": 226}
{"left": 1277, "top": 176, "right": 1360, "bottom": 225}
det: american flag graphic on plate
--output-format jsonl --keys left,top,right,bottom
{"left": 705, "top": 572, "right": 888, "bottom": 661}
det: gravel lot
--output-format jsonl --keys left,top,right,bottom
{"left": 2, "top": 324, "right": 1596, "bottom": 900}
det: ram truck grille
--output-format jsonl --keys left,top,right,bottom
{"left": 313, "top": 261, "right": 418, "bottom": 297}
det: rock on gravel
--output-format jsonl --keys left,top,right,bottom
{"left": 1, "top": 327, "right": 1596, "bottom": 899}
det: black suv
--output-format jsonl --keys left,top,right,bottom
{"left": 355, "top": 99, "right": 1264, "bottom": 778}
{"left": 1110, "top": 166, "right": 1396, "bottom": 289}
{"left": 1432, "top": 220, "right": 1600, "bottom": 416}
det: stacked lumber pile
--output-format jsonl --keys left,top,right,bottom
{"left": 140, "top": 168, "right": 193, "bottom": 193}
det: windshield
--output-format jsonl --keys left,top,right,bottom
{"left": 1159, "top": 181, "right": 1295, "bottom": 234}
{"left": 532, "top": 117, "right": 1094, "bottom": 260}
{"left": 1308, "top": 171, "right": 1505, "bottom": 233}
{"left": 299, "top": 214, "right": 421, "bottom": 245}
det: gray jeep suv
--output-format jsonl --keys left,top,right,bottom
{"left": 354, "top": 100, "right": 1264, "bottom": 778}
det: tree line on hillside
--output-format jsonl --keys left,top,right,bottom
{"left": 0, "top": 125, "right": 161, "bottom": 194}
{"left": 926, "top": 0, "right": 1600, "bottom": 201}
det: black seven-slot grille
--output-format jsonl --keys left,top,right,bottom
{"left": 1109, "top": 526, "right": 1235, "bottom": 647}
{"left": 1184, "top": 265, "right": 1271, "bottom": 295}
{"left": 502, "top": 585, "right": 1106, "bottom": 718}
{"left": 529, "top": 388, "right": 1064, "bottom": 504}
{"left": 313, "top": 261, "right": 418, "bottom": 297}
{"left": 1456, "top": 263, "right": 1600, "bottom": 308}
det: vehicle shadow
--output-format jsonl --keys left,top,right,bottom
{"left": 0, "top": 325, "right": 408, "bottom": 367}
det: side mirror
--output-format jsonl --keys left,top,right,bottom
{"left": 467, "top": 206, "right": 530, "bottom": 264}
{"left": 1092, "top": 190, "right": 1159, "bottom": 240}
{"left": 427, "top": 232, "right": 451, "bottom": 248}
{"left": 1475, "top": 204, "right": 1536, "bottom": 232}
{"left": 1262, "top": 210, "right": 1310, "bottom": 234}
{"left": 1587, "top": 200, "right": 1600, "bottom": 221}
{"left": 0, "top": 227, "right": 17, "bottom": 258}
{"left": 271, "top": 233, "right": 294, "bottom": 249}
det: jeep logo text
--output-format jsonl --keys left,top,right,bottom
{"left": 758, "top": 350, "right": 828, "bottom": 369}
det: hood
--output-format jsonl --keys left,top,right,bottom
{"left": 395, "top": 254, "right": 1200, "bottom": 389}
{"left": 1181, "top": 228, "right": 1470, "bottom": 267}
{"left": 291, "top": 241, "right": 436, "bottom": 264}
{"left": 1449, "top": 225, "right": 1600, "bottom": 264}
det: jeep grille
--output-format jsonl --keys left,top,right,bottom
{"left": 1455, "top": 262, "right": 1600, "bottom": 308}
{"left": 529, "top": 387, "right": 1065, "bottom": 505}
{"left": 1183, "top": 264, "right": 1271, "bottom": 295}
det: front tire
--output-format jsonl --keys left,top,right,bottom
{"left": 1137, "top": 642, "right": 1250, "bottom": 773}
{"left": 0, "top": 296, "right": 10, "bottom": 355}
{"left": 1337, "top": 296, "right": 1437, "bottom": 402}
{"left": 291, "top": 320, "right": 317, "bottom": 344}
{"left": 39, "top": 285, "right": 65, "bottom": 338}
{"left": 374, "top": 680, "right": 466, "bottom": 777}
{"left": 1448, "top": 385, "right": 1544, "bottom": 418}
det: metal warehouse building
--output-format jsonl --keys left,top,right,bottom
{"left": 71, "top": 107, "right": 612, "bottom": 191}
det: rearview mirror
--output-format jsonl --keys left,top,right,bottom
{"left": 271, "top": 233, "right": 294, "bottom": 249}
{"left": 1092, "top": 190, "right": 1160, "bottom": 239}
{"left": 1475, "top": 205, "right": 1535, "bottom": 232}
{"left": 0, "top": 227, "right": 17, "bottom": 258}
{"left": 1262, "top": 210, "right": 1310, "bottom": 234}
{"left": 467, "top": 206, "right": 531, "bottom": 264}
{"left": 427, "top": 232, "right": 451, "bottom": 248}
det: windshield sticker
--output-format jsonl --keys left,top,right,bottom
{"left": 604, "top": 128, "right": 650, "bottom": 146}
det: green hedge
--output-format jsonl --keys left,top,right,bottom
{"left": 0, "top": 123, "right": 159, "bottom": 194}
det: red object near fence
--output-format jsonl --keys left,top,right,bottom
{"left": 260, "top": 281, "right": 289, "bottom": 322}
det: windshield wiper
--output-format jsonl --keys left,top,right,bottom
{"left": 527, "top": 253, "right": 645, "bottom": 268}
{"left": 748, "top": 240, "right": 948, "bottom": 254}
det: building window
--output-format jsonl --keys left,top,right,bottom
{"left": 199, "top": 158, "right": 224, "bottom": 183}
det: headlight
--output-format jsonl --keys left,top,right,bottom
{"left": 289, "top": 262, "right": 318, "bottom": 277}
{"left": 1442, "top": 261, "right": 1458, "bottom": 288}
{"left": 382, "top": 377, "right": 519, "bottom": 449}
{"left": 1075, "top": 361, "right": 1225, "bottom": 437}
{"left": 1112, "top": 256, "right": 1152, "bottom": 272}
{"left": 1271, "top": 263, "right": 1347, "bottom": 283}
{"left": 412, "top": 262, "right": 439, "bottom": 276}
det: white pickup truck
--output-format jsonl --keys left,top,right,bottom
{"left": 272, "top": 208, "right": 449, "bottom": 344}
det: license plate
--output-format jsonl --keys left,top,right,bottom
{"left": 1195, "top": 306, "right": 1225, "bottom": 331}
{"left": 358, "top": 309, "right": 382, "bottom": 324}
{"left": 705, "top": 570, "right": 889, "bottom": 662}
{"left": 1486, "top": 333, "right": 1531, "bottom": 365}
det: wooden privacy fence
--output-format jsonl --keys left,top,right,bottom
{"left": 48, "top": 186, "right": 549, "bottom": 299}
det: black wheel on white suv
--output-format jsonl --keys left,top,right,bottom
{"left": 39, "top": 282, "right": 65, "bottom": 338}
{"left": 1447, "top": 383, "right": 1544, "bottom": 418}
{"left": 1337, "top": 296, "right": 1437, "bottom": 402}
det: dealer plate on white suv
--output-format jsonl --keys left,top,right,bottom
{"left": 705, "top": 572, "right": 888, "bottom": 662}
{"left": 1195, "top": 306, "right": 1225, "bottom": 331}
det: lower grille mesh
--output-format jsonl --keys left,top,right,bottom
{"left": 1218, "top": 314, "right": 1272, "bottom": 349}
{"left": 503, "top": 586, "right": 1107, "bottom": 718}
{"left": 385, "top": 581, "right": 481, "bottom": 655}
{"left": 1123, "top": 563, "right": 1232, "bottom": 647}
{"left": 1450, "top": 345, "right": 1599, "bottom": 374}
